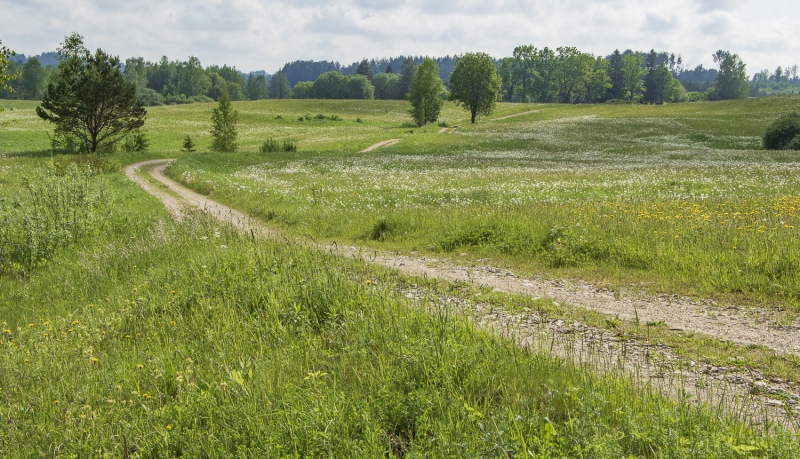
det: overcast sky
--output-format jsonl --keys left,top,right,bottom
{"left": 2, "top": 0, "right": 798, "bottom": 74}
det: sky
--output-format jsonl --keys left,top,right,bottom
{"left": 2, "top": 0, "right": 798, "bottom": 75}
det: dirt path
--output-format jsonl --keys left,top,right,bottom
{"left": 127, "top": 158, "right": 800, "bottom": 425}
{"left": 127, "top": 159, "right": 799, "bottom": 357}
{"left": 360, "top": 139, "right": 400, "bottom": 152}
{"left": 492, "top": 110, "right": 541, "bottom": 121}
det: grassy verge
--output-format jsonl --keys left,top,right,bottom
{"left": 156, "top": 97, "right": 800, "bottom": 307}
{"left": 1, "top": 158, "right": 799, "bottom": 456}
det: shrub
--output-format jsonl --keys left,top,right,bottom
{"left": 182, "top": 134, "right": 196, "bottom": 152}
{"left": 53, "top": 154, "right": 120, "bottom": 176}
{"left": 261, "top": 138, "right": 298, "bottom": 153}
{"left": 282, "top": 139, "right": 298, "bottom": 152}
{"left": 763, "top": 112, "right": 800, "bottom": 150}
{"left": 260, "top": 138, "right": 281, "bottom": 153}
{"left": 605, "top": 99, "right": 631, "bottom": 105}
{"left": 687, "top": 91, "right": 706, "bottom": 102}
{"left": 122, "top": 130, "right": 149, "bottom": 152}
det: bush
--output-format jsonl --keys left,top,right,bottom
{"left": 763, "top": 112, "right": 800, "bottom": 150}
{"left": 182, "top": 134, "right": 196, "bottom": 152}
{"left": 261, "top": 138, "right": 298, "bottom": 153}
{"left": 260, "top": 138, "right": 281, "bottom": 153}
{"left": 53, "top": 154, "right": 120, "bottom": 176}
{"left": 605, "top": 99, "right": 631, "bottom": 105}
{"left": 687, "top": 91, "right": 706, "bottom": 102}
{"left": 122, "top": 130, "right": 149, "bottom": 152}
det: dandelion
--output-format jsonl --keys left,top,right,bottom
{"left": 142, "top": 393, "right": 152, "bottom": 399}
{"left": 27, "top": 323, "right": 34, "bottom": 328}
{"left": 71, "top": 320, "right": 79, "bottom": 325}
{"left": 53, "top": 400, "right": 59, "bottom": 405}
{"left": 137, "top": 364, "right": 144, "bottom": 369}
{"left": 167, "top": 424, "right": 173, "bottom": 431}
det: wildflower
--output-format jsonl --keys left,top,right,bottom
{"left": 53, "top": 400, "right": 59, "bottom": 404}
{"left": 28, "top": 323, "right": 34, "bottom": 328}
{"left": 90, "top": 357, "right": 99, "bottom": 364}
{"left": 137, "top": 364, "right": 144, "bottom": 369}
{"left": 365, "top": 279, "right": 372, "bottom": 285}
{"left": 71, "top": 320, "right": 79, "bottom": 325}
{"left": 167, "top": 424, "right": 173, "bottom": 431}
{"left": 142, "top": 393, "right": 152, "bottom": 399}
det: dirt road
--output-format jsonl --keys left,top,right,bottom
{"left": 125, "top": 158, "right": 800, "bottom": 423}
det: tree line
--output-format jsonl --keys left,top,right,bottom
{"left": 4, "top": 42, "right": 795, "bottom": 105}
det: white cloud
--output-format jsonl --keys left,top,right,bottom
{"left": 0, "top": 0, "right": 797, "bottom": 74}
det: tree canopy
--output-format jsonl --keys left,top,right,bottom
{"left": 408, "top": 58, "right": 444, "bottom": 126}
{"left": 35, "top": 33, "right": 146, "bottom": 153}
{"left": 448, "top": 52, "right": 501, "bottom": 123}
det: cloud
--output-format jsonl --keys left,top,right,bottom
{"left": 0, "top": 0, "right": 798, "bottom": 74}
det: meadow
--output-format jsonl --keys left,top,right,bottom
{"left": 2, "top": 96, "right": 800, "bottom": 456}
{"left": 96, "top": 96, "right": 800, "bottom": 306}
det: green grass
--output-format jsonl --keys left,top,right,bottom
{"left": 1, "top": 160, "right": 799, "bottom": 457}
{"left": 4, "top": 98, "right": 800, "bottom": 455}
{"left": 83, "top": 96, "right": 799, "bottom": 307}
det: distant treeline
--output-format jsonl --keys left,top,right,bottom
{"left": 280, "top": 56, "right": 458, "bottom": 87}
{"left": 3, "top": 49, "right": 799, "bottom": 103}
{"left": 1, "top": 55, "right": 280, "bottom": 106}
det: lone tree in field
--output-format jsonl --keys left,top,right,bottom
{"left": 210, "top": 89, "right": 239, "bottom": 152}
{"left": 408, "top": 58, "right": 444, "bottom": 126}
{"left": 35, "top": 33, "right": 146, "bottom": 153}
{"left": 448, "top": 52, "right": 502, "bottom": 123}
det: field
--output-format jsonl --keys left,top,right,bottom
{"left": 2, "top": 96, "right": 800, "bottom": 457}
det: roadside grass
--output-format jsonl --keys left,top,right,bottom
{"left": 150, "top": 97, "right": 800, "bottom": 307}
{"left": 1, "top": 160, "right": 799, "bottom": 457}
{"left": 407, "top": 276, "right": 800, "bottom": 384}
{"left": 6, "top": 97, "right": 799, "bottom": 304}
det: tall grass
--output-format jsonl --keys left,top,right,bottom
{"left": 2, "top": 209, "right": 798, "bottom": 457}
{"left": 0, "top": 163, "right": 109, "bottom": 272}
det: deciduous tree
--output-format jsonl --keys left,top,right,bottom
{"left": 35, "top": 33, "right": 146, "bottom": 153}
{"left": 408, "top": 58, "right": 444, "bottom": 126}
{"left": 209, "top": 90, "right": 238, "bottom": 152}
{"left": 269, "top": 71, "right": 291, "bottom": 99}
{"left": 621, "top": 52, "right": 646, "bottom": 101}
{"left": 0, "top": 39, "right": 19, "bottom": 92}
{"left": 707, "top": 50, "right": 749, "bottom": 100}
{"left": 448, "top": 52, "right": 502, "bottom": 123}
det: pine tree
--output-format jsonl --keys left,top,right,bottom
{"left": 182, "top": 134, "right": 196, "bottom": 152}
{"left": 608, "top": 49, "right": 625, "bottom": 100}
{"left": 385, "top": 64, "right": 394, "bottom": 74}
{"left": 643, "top": 50, "right": 660, "bottom": 104}
{"left": 209, "top": 90, "right": 238, "bottom": 152}
{"left": 356, "top": 59, "right": 374, "bottom": 82}
{"left": 397, "top": 58, "right": 416, "bottom": 100}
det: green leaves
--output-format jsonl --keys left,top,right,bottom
{"left": 448, "top": 52, "right": 501, "bottom": 123}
